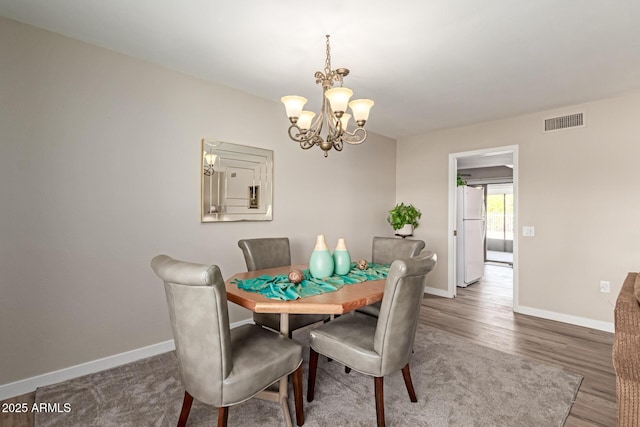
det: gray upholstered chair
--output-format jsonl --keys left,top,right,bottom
{"left": 307, "top": 251, "right": 437, "bottom": 427}
{"left": 238, "top": 238, "right": 329, "bottom": 336}
{"left": 151, "top": 255, "right": 305, "bottom": 427}
{"left": 356, "top": 236, "right": 426, "bottom": 318}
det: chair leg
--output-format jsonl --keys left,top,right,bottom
{"left": 401, "top": 364, "right": 418, "bottom": 402}
{"left": 217, "top": 406, "right": 228, "bottom": 427}
{"left": 374, "top": 376, "right": 385, "bottom": 427}
{"left": 177, "top": 391, "right": 193, "bottom": 427}
{"left": 292, "top": 364, "right": 305, "bottom": 426}
{"left": 307, "top": 348, "right": 319, "bottom": 402}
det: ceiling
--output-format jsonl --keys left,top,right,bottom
{"left": 2, "top": 0, "right": 640, "bottom": 139}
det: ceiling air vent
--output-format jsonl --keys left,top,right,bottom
{"left": 543, "top": 112, "right": 585, "bottom": 132}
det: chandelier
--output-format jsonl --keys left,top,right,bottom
{"left": 281, "top": 35, "right": 374, "bottom": 157}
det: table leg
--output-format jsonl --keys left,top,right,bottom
{"left": 280, "top": 313, "right": 292, "bottom": 427}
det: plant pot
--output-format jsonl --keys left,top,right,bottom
{"left": 396, "top": 224, "right": 414, "bottom": 236}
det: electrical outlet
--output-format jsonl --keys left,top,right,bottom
{"left": 600, "top": 281, "right": 610, "bottom": 293}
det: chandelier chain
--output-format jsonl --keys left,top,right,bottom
{"left": 324, "top": 34, "right": 331, "bottom": 77}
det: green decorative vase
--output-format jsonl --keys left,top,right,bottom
{"left": 333, "top": 238, "right": 351, "bottom": 276}
{"left": 309, "top": 234, "right": 334, "bottom": 279}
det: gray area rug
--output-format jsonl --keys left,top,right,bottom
{"left": 35, "top": 324, "right": 582, "bottom": 426}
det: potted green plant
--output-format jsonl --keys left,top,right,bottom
{"left": 387, "top": 203, "right": 422, "bottom": 236}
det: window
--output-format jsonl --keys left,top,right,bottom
{"left": 486, "top": 184, "right": 513, "bottom": 241}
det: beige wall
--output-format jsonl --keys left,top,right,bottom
{"left": 397, "top": 92, "right": 640, "bottom": 327}
{"left": 0, "top": 17, "right": 396, "bottom": 386}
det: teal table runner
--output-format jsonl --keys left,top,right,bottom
{"left": 233, "top": 262, "right": 390, "bottom": 301}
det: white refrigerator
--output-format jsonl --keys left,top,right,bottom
{"left": 456, "top": 186, "right": 485, "bottom": 287}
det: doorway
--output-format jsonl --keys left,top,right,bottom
{"left": 447, "top": 145, "right": 518, "bottom": 306}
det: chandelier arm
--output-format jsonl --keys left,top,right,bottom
{"left": 341, "top": 127, "right": 368, "bottom": 145}
{"left": 300, "top": 139, "right": 316, "bottom": 150}
{"left": 325, "top": 102, "right": 341, "bottom": 138}
{"left": 326, "top": 123, "right": 340, "bottom": 142}
{"left": 286, "top": 124, "right": 307, "bottom": 143}
{"left": 287, "top": 125, "right": 317, "bottom": 150}
{"left": 309, "top": 107, "right": 325, "bottom": 137}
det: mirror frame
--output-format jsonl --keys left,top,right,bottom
{"left": 201, "top": 139, "right": 273, "bottom": 222}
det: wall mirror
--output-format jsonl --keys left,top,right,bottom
{"left": 201, "top": 139, "right": 273, "bottom": 222}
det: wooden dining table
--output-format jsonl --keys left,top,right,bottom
{"left": 224, "top": 264, "right": 386, "bottom": 427}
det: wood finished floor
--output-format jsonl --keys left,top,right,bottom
{"left": 1, "top": 263, "right": 617, "bottom": 426}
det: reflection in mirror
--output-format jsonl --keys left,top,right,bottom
{"left": 201, "top": 139, "right": 273, "bottom": 222}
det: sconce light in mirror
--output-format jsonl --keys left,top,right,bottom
{"left": 203, "top": 151, "right": 217, "bottom": 176}
{"left": 201, "top": 139, "right": 273, "bottom": 222}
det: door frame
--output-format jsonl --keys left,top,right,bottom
{"left": 447, "top": 145, "right": 519, "bottom": 305}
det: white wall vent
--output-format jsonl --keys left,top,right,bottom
{"left": 543, "top": 112, "right": 585, "bottom": 132}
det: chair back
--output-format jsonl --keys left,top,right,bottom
{"left": 372, "top": 236, "right": 425, "bottom": 265}
{"left": 374, "top": 251, "right": 437, "bottom": 375}
{"left": 238, "top": 237, "right": 291, "bottom": 271}
{"left": 151, "top": 255, "right": 232, "bottom": 406}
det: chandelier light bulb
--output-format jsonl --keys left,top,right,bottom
{"left": 339, "top": 113, "right": 351, "bottom": 130}
{"left": 325, "top": 87, "right": 353, "bottom": 115}
{"left": 348, "top": 99, "right": 374, "bottom": 125}
{"left": 297, "top": 111, "right": 316, "bottom": 131}
{"left": 281, "top": 96, "right": 307, "bottom": 122}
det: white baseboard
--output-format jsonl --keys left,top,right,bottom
{"left": 514, "top": 304, "right": 615, "bottom": 333}
{"left": 424, "top": 286, "right": 454, "bottom": 298}
{"left": 0, "top": 318, "right": 254, "bottom": 401}
{"left": 419, "top": 289, "right": 613, "bottom": 333}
